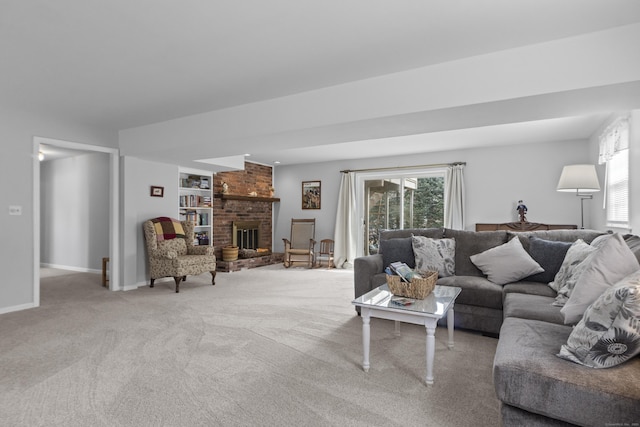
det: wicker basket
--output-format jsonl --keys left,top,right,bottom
{"left": 386, "top": 270, "right": 438, "bottom": 299}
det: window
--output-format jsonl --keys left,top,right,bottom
{"left": 599, "top": 116, "right": 630, "bottom": 229}
{"left": 605, "top": 148, "right": 629, "bottom": 228}
{"left": 358, "top": 170, "right": 445, "bottom": 255}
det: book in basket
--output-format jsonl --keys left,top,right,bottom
{"left": 388, "top": 262, "right": 422, "bottom": 282}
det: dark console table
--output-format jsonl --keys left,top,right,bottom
{"left": 475, "top": 222, "right": 577, "bottom": 232}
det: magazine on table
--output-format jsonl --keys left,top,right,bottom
{"left": 390, "top": 296, "right": 414, "bottom": 306}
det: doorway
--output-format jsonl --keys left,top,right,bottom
{"left": 33, "top": 137, "right": 119, "bottom": 307}
{"left": 357, "top": 169, "right": 445, "bottom": 256}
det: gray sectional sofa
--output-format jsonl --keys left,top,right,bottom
{"left": 354, "top": 228, "right": 640, "bottom": 426}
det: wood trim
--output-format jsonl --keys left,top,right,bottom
{"left": 475, "top": 222, "right": 577, "bottom": 232}
{"left": 215, "top": 194, "right": 280, "bottom": 203}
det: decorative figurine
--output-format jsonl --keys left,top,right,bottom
{"left": 516, "top": 200, "right": 528, "bottom": 222}
{"left": 222, "top": 181, "right": 229, "bottom": 194}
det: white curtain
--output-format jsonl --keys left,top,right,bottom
{"left": 444, "top": 164, "right": 465, "bottom": 230}
{"left": 598, "top": 116, "right": 629, "bottom": 164}
{"left": 333, "top": 172, "right": 357, "bottom": 269}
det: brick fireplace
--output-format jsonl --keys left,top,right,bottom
{"left": 213, "top": 162, "right": 282, "bottom": 271}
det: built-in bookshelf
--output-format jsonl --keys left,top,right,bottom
{"left": 178, "top": 170, "right": 213, "bottom": 246}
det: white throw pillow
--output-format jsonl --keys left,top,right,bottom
{"left": 411, "top": 236, "right": 455, "bottom": 277}
{"left": 469, "top": 237, "right": 543, "bottom": 285}
{"left": 549, "top": 239, "right": 595, "bottom": 306}
{"left": 558, "top": 269, "right": 640, "bottom": 368}
{"left": 561, "top": 233, "right": 640, "bottom": 325}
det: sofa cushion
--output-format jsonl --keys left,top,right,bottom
{"left": 444, "top": 303, "right": 503, "bottom": 335}
{"left": 523, "top": 237, "right": 572, "bottom": 284}
{"left": 503, "top": 282, "right": 557, "bottom": 298}
{"left": 443, "top": 229, "right": 507, "bottom": 276}
{"left": 437, "top": 275, "right": 503, "bottom": 309}
{"left": 550, "top": 239, "right": 595, "bottom": 304}
{"left": 411, "top": 236, "right": 455, "bottom": 277}
{"left": 379, "top": 237, "right": 415, "bottom": 269}
{"left": 469, "top": 237, "right": 543, "bottom": 285}
{"left": 558, "top": 269, "right": 640, "bottom": 367}
{"left": 494, "top": 317, "right": 640, "bottom": 427}
{"left": 503, "top": 293, "right": 564, "bottom": 324}
{"left": 561, "top": 233, "right": 640, "bottom": 324}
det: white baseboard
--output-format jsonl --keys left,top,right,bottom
{"left": 0, "top": 302, "right": 37, "bottom": 315}
{"left": 40, "top": 263, "right": 101, "bottom": 275}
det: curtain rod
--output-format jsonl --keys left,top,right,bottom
{"left": 340, "top": 162, "right": 465, "bottom": 174}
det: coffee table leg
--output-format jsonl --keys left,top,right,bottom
{"left": 425, "top": 323, "right": 436, "bottom": 385}
{"left": 394, "top": 320, "right": 401, "bottom": 337}
{"left": 362, "top": 309, "right": 370, "bottom": 373}
{"left": 447, "top": 306, "right": 455, "bottom": 349}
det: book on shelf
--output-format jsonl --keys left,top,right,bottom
{"left": 200, "top": 212, "right": 209, "bottom": 226}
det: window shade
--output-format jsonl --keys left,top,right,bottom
{"left": 606, "top": 148, "right": 629, "bottom": 228}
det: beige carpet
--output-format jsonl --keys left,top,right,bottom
{"left": 0, "top": 265, "right": 500, "bottom": 427}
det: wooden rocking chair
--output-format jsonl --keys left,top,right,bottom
{"left": 283, "top": 218, "right": 316, "bottom": 268}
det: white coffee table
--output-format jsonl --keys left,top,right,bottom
{"left": 352, "top": 284, "right": 461, "bottom": 385}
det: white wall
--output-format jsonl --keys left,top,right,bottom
{"left": 121, "top": 156, "right": 179, "bottom": 289}
{"left": 273, "top": 139, "right": 593, "bottom": 255}
{"left": 0, "top": 105, "right": 116, "bottom": 313}
{"left": 40, "top": 152, "right": 110, "bottom": 271}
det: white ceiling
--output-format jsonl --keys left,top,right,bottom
{"left": 4, "top": 0, "right": 640, "bottom": 166}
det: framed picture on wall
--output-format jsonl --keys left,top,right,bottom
{"left": 302, "top": 181, "right": 321, "bottom": 209}
{"left": 150, "top": 186, "right": 164, "bottom": 197}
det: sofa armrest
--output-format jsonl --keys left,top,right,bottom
{"left": 354, "top": 254, "right": 384, "bottom": 299}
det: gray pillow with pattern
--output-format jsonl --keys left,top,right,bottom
{"left": 558, "top": 269, "right": 640, "bottom": 368}
{"left": 550, "top": 239, "right": 595, "bottom": 306}
{"left": 411, "top": 236, "right": 455, "bottom": 277}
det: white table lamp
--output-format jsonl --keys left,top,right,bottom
{"left": 557, "top": 164, "right": 600, "bottom": 229}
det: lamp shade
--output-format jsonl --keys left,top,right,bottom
{"left": 557, "top": 164, "right": 600, "bottom": 192}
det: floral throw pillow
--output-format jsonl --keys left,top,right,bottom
{"left": 549, "top": 239, "right": 595, "bottom": 306}
{"left": 557, "top": 270, "right": 640, "bottom": 368}
{"left": 411, "top": 236, "right": 455, "bottom": 277}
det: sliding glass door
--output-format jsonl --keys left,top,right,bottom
{"left": 357, "top": 170, "right": 445, "bottom": 256}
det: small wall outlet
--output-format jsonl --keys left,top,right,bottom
{"left": 9, "top": 205, "right": 22, "bottom": 215}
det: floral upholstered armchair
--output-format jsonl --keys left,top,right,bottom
{"left": 143, "top": 217, "right": 216, "bottom": 293}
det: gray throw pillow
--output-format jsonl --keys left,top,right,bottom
{"left": 558, "top": 269, "right": 640, "bottom": 368}
{"left": 380, "top": 237, "right": 415, "bottom": 269}
{"left": 524, "top": 237, "right": 572, "bottom": 284}
{"left": 550, "top": 239, "right": 595, "bottom": 305}
{"left": 561, "top": 233, "right": 640, "bottom": 325}
{"left": 411, "top": 236, "right": 455, "bottom": 277}
{"left": 469, "top": 237, "right": 543, "bottom": 285}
